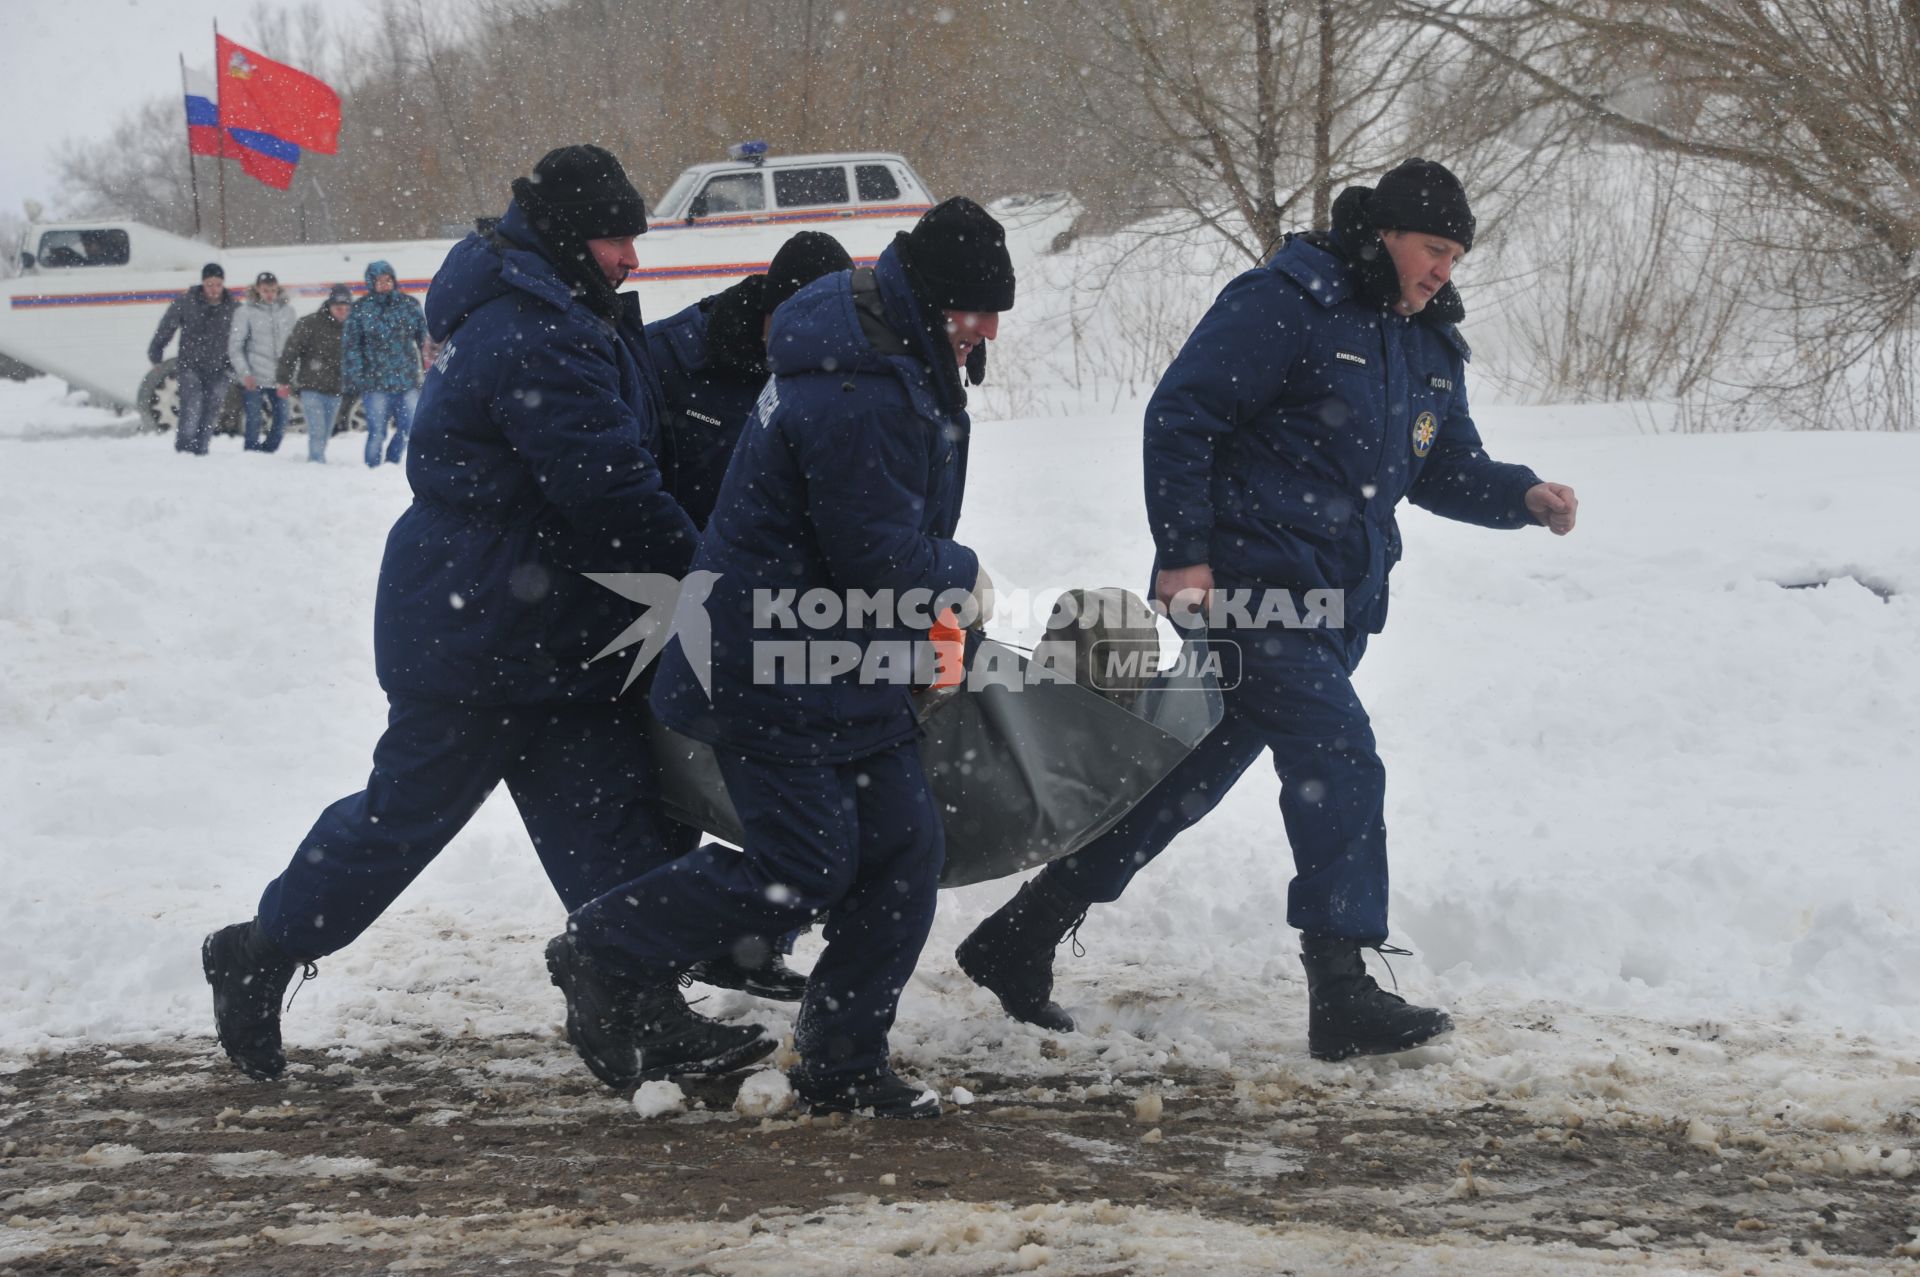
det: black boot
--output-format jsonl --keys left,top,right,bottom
{"left": 795, "top": 1069, "right": 943, "bottom": 1120}
{"left": 545, "top": 934, "right": 777, "bottom": 1089}
{"left": 631, "top": 979, "right": 779, "bottom": 1082}
{"left": 686, "top": 936, "right": 808, "bottom": 1002}
{"left": 955, "top": 878, "right": 1089, "bottom": 1033}
{"left": 1299, "top": 935, "right": 1453, "bottom": 1062}
{"left": 545, "top": 933, "right": 646, "bottom": 1088}
{"left": 202, "top": 921, "right": 301, "bottom": 1081}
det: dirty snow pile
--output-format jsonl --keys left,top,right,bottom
{"left": 1, "top": 373, "right": 1918, "bottom": 1266}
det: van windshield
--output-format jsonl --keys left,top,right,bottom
{"left": 654, "top": 171, "right": 698, "bottom": 221}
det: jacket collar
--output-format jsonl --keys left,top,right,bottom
{"left": 764, "top": 252, "right": 965, "bottom": 426}
{"left": 494, "top": 202, "right": 586, "bottom": 315}
{"left": 872, "top": 247, "right": 967, "bottom": 419}
{"left": 1268, "top": 234, "right": 1358, "bottom": 309}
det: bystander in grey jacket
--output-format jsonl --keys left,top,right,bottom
{"left": 228, "top": 281, "right": 299, "bottom": 385}
{"left": 228, "top": 272, "right": 299, "bottom": 453}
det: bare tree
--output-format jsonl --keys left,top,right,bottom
{"left": 1481, "top": 146, "right": 1744, "bottom": 406}
{"left": 0, "top": 211, "right": 28, "bottom": 280}
{"left": 1041, "top": 0, "right": 1531, "bottom": 263}
{"left": 1395, "top": 0, "right": 1920, "bottom": 427}
{"left": 55, "top": 101, "right": 201, "bottom": 235}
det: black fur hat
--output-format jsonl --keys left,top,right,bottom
{"left": 764, "top": 231, "right": 852, "bottom": 313}
{"left": 893, "top": 197, "right": 1016, "bottom": 313}
{"left": 511, "top": 145, "right": 648, "bottom": 240}
{"left": 509, "top": 145, "right": 647, "bottom": 320}
{"left": 1368, "top": 157, "right": 1475, "bottom": 252}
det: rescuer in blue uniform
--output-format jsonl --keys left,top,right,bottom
{"left": 201, "top": 147, "right": 774, "bottom": 1089}
{"left": 956, "top": 159, "right": 1582, "bottom": 1062}
{"left": 646, "top": 231, "right": 854, "bottom": 528}
{"left": 547, "top": 198, "right": 1014, "bottom": 1118}
{"left": 639, "top": 231, "right": 854, "bottom": 1002}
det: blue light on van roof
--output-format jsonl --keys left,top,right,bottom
{"left": 727, "top": 140, "right": 770, "bottom": 164}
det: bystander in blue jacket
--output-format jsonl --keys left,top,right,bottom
{"left": 343, "top": 259, "right": 428, "bottom": 468}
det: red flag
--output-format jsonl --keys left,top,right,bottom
{"left": 231, "top": 133, "right": 299, "bottom": 191}
{"left": 216, "top": 35, "right": 341, "bottom": 156}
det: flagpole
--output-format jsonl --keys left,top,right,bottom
{"left": 177, "top": 54, "right": 204, "bottom": 238}
{"left": 214, "top": 18, "right": 228, "bottom": 249}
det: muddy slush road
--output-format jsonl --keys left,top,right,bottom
{"left": 3, "top": 1032, "right": 1917, "bottom": 1275}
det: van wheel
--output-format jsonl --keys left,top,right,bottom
{"left": 136, "top": 360, "right": 180, "bottom": 432}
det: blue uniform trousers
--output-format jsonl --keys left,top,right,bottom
{"left": 1037, "top": 626, "right": 1390, "bottom": 944}
{"left": 569, "top": 740, "right": 943, "bottom": 1083}
{"left": 256, "top": 696, "right": 695, "bottom": 961}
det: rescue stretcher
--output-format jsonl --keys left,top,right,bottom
{"left": 649, "top": 628, "right": 1224, "bottom": 887}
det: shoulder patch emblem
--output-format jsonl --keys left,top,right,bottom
{"left": 1334, "top": 350, "right": 1368, "bottom": 367}
{"left": 1413, "top": 411, "right": 1438, "bottom": 458}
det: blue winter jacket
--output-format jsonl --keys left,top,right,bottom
{"left": 649, "top": 246, "right": 979, "bottom": 765}
{"left": 372, "top": 202, "right": 698, "bottom": 705}
{"left": 1146, "top": 231, "right": 1541, "bottom": 635}
{"left": 644, "top": 299, "right": 765, "bottom": 529}
{"left": 342, "top": 259, "right": 428, "bottom": 393}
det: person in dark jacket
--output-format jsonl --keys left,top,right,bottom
{"left": 343, "top": 259, "right": 429, "bottom": 468}
{"left": 147, "top": 262, "right": 238, "bottom": 455}
{"left": 552, "top": 198, "right": 1015, "bottom": 1119}
{"left": 201, "top": 146, "right": 774, "bottom": 1090}
{"left": 645, "top": 231, "right": 854, "bottom": 528}
{"left": 956, "top": 159, "right": 1580, "bottom": 1064}
{"left": 277, "top": 284, "right": 354, "bottom": 463}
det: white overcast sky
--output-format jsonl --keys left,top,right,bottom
{"left": 0, "top": 0, "right": 375, "bottom": 218}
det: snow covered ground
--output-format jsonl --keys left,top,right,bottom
{"left": 3, "top": 375, "right": 1919, "bottom": 1272}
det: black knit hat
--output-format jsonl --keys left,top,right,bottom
{"left": 763, "top": 231, "right": 852, "bottom": 313}
{"left": 325, "top": 284, "right": 354, "bottom": 306}
{"left": 201, "top": 262, "right": 225, "bottom": 280}
{"left": 1368, "top": 158, "right": 1475, "bottom": 252}
{"left": 511, "top": 145, "right": 648, "bottom": 240}
{"left": 893, "top": 197, "right": 1016, "bottom": 313}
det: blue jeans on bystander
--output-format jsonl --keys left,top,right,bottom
{"left": 174, "top": 367, "right": 226, "bottom": 456}
{"left": 362, "top": 388, "right": 419, "bottom": 467}
{"left": 241, "top": 387, "right": 288, "bottom": 452}
{"left": 299, "top": 391, "right": 340, "bottom": 463}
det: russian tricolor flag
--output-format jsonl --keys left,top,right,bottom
{"left": 183, "top": 66, "right": 299, "bottom": 191}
